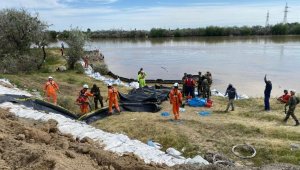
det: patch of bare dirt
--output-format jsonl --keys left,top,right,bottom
{"left": 0, "top": 108, "right": 167, "bottom": 170}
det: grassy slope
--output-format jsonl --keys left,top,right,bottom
{"left": 1, "top": 48, "right": 300, "bottom": 167}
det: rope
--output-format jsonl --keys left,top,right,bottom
{"left": 231, "top": 144, "right": 256, "bottom": 159}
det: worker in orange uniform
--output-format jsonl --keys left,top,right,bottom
{"left": 106, "top": 83, "right": 121, "bottom": 115}
{"left": 169, "top": 83, "right": 183, "bottom": 120}
{"left": 76, "top": 84, "right": 94, "bottom": 115}
{"left": 44, "top": 76, "right": 60, "bottom": 105}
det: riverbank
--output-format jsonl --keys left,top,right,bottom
{"left": 0, "top": 48, "right": 300, "bottom": 168}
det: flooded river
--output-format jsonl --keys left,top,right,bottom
{"left": 52, "top": 36, "right": 300, "bottom": 97}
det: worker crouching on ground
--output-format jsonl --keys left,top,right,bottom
{"left": 224, "top": 84, "right": 238, "bottom": 112}
{"left": 283, "top": 90, "right": 299, "bottom": 126}
{"left": 277, "top": 90, "right": 290, "bottom": 104}
{"left": 44, "top": 76, "right": 60, "bottom": 105}
{"left": 106, "top": 83, "right": 121, "bottom": 115}
{"left": 169, "top": 83, "right": 183, "bottom": 120}
{"left": 90, "top": 84, "right": 104, "bottom": 110}
{"left": 76, "top": 84, "right": 94, "bottom": 115}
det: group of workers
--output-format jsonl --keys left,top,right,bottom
{"left": 43, "top": 76, "right": 120, "bottom": 116}
{"left": 182, "top": 72, "right": 212, "bottom": 100}
{"left": 263, "top": 75, "right": 299, "bottom": 126}
{"left": 43, "top": 69, "right": 299, "bottom": 126}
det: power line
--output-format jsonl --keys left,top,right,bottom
{"left": 265, "top": 11, "right": 270, "bottom": 27}
{"left": 283, "top": 2, "right": 289, "bottom": 24}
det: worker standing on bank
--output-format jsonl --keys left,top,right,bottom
{"left": 184, "top": 74, "right": 196, "bottom": 98}
{"left": 283, "top": 90, "right": 299, "bottom": 126}
{"left": 224, "top": 84, "right": 238, "bottom": 112}
{"left": 106, "top": 83, "right": 121, "bottom": 114}
{"left": 138, "top": 71, "right": 147, "bottom": 88}
{"left": 90, "top": 84, "right": 104, "bottom": 109}
{"left": 44, "top": 76, "right": 60, "bottom": 105}
{"left": 76, "top": 84, "right": 94, "bottom": 115}
{"left": 264, "top": 74, "right": 272, "bottom": 111}
{"left": 169, "top": 83, "right": 183, "bottom": 120}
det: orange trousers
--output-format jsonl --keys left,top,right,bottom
{"left": 80, "top": 104, "right": 89, "bottom": 115}
{"left": 172, "top": 104, "right": 180, "bottom": 120}
{"left": 46, "top": 93, "right": 57, "bottom": 105}
{"left": 109, "top": 99, "right": 120, "bottom": 113}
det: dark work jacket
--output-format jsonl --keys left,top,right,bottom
{"left": 225, "top": 87, "right": 237, "bottom": 100}
{"left": 90, "top": 87, "right": 102, "bottom": 99}
{"left": 264, "top": 80, "right": 272, "bottom": 97}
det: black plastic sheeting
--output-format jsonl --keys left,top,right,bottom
{"left": 119, "top": 86, "right": 171, "bottom": 104}
{"left": 0, "top": 94, "right": 78, "bottom": 120}
{"left": 0, "top": 94, "right": 161, "bottom": 124}
{"left": 82, "top": 103, "right": 161, "bottom": 124}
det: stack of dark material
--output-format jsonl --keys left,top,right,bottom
{"left": 119, "top": 86, "right": 171, "bottom": 104}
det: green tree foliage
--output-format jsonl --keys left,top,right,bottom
{"left": 71, "top": 23, "right": 300, "bottom": 39}
{"left": 0, "top": 8, "right": 48, "bottom": 73}
{"left": 66, "top": 28, "right": 86, "bottom": 69}
{"left": 271, "top": 24, "right": 288, "bottom": 35}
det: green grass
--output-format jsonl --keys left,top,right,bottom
{"left": 1, "top": 48, "right": 300, "bottom": 167}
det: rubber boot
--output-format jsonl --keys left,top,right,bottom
{"left": 295, "top": 120, "right": 300, "bottom": 126}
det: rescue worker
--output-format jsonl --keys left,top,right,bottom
{"left": 184, "top": 74, "right": 196, "bottom": 98}
{"left": 205, "top": 71, "right": 213, "bottom": 87}
{"left": 106, "top": 83, "right": 121, "bottom": 114}
{"left": 277, "top": 90, "right": 290, "bottom": 104}
{"left": 44, "top": 76, "right": 60, "bottom": 105}
{"left": 90, "top": 84, "right": 104, "bottom": 109}
{"left": 181, "top": 73, "right": 188, "bottom": 97}
{"left": 197, "top": 72, "right": 203, "bottom": 97}
{"left": 138, "top": 71, "right": 147, "bottom": 88}
{"left": 283, "top": 90, "right": 299, "bottom": 126}
{"left": 202, "top": 77, "right": 210, "bottom": 99}
{"left": 224, "top": 84, "right": 238, "bottom": 112}
{"left": 76, "top": 84, "right": 94, "bottom": 115}
{"left": 138, "top": 68, "right": 143, "bottom": 75}
{"left": 264, "top": 74, "right": 272, "bottom": 111}
{"left": 83, "top": 56, "right": 89, "bottom": 68}
{"left": 169, "top": 83, "right": 183, "bottom": 120}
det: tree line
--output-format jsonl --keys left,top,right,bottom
{"left": 49, "top": 23, "right": 300, "bottom": 40}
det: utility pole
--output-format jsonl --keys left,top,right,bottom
{"left": 283, "top": 2, "right": 289, "bottom": 24}
{"left": 265, "top": 11, "right": 270, "bottom": 27}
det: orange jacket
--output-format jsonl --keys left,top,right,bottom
{"left": 184, "top": 78, "right": 196, "bottom": 87}
{"left": 44, "top": 81, "right": 59, "bottom": 95}
{"left": 169, "top": 89, "right": 182, "bottom": 105}
{"left": 108, "top": 87, "right": 119, "bottom": 101}
{"left": 77, "top": 89, "right": 94, "bottom": 104}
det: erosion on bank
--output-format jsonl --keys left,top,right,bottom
{"left": 0, "top": 108, "right": 164, "bottom": 170}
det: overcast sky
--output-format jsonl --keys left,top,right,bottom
{"left": 1, "top": 0, "right": 300, "bottom": 31}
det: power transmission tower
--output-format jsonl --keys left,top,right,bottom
{"left": 265, "top": 11, "right": 270, "bottom": 27}
{"left": 283, "top": 2, "right": 289, "bottom": 24}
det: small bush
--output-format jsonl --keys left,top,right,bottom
{"left": 74, "top": 62, "right": 84, "bottom": 74}
{"left": 92, "top": 62, "right": 109, "bottom": 75}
